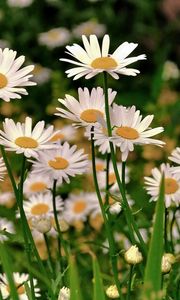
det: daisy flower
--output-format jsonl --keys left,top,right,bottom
{"left": 55, "top": 87, "right": 116, "bottom": 128}
{"left": 0, "top": 157, "right": 6, "bottom": 181}
{"left": 0, "top": 273, "right": 40, "bottom": 299}
{"left": 60, "top": 34, "right": 146, "bottom": 80}
{"left": 111, "top": 104, "right": 165, "bottom": 160}
{"left": 144, "top": 163, "right": 180, "bottom": 207}
{"left": 0, "top": 217, "right": 15, "bottom": 242}
{"left": 72, "top": 20, "right": 106, "bottom": 38}
{"left": 0, "top": 48, "right": 36, "bottom": 102}
{"left": 22, "top": 192, "right": 63, "bottom": 220}
{"left": 0, "top": 117, "right": 56, "bottom": 158}
{"left": 63, "top": 192, "right": 96, "bottom": 224}
{"left": 49, "top": 125, "right": 77, "bottom": 143}
{"left": 38, "top": 27, "right": 71, "bottom": 49}
{"left": 31, "top": 142, "right": 88, "bottom": 184}
{"left": 23, "top": 174, "right": 52, "bottom": 197}
{"left": 169, "top": 147, "right": 180, "bottom": 176}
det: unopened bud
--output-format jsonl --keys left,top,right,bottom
{"left": 164, "top": 253, "right": 176, "bottom": 264}
{"left": 106, "top": 285, "right": 119, "bottom": 299}
{"left": 109, "top": 202, "right": 122, "bottom": 215}
{"left": 59, "top": 219, "right": 69, "bottom": 232}
{"left": 124, "top": 245, "right": 143, "bottom": 265}
{"left": 161, "top": 255, "right": 172, "bottom": 274}
{"left": 58, "top": 286, "right": 70, "bottom": 300}
{"left": 31, "top": 217, "right": 52, "bottom": 234}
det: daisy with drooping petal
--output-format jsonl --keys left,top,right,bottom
{"left": 23, "top": 174, "right": 52, "bottom": 197}
{"left": 38, "top": 27, "right": 71, "bottom": 49}
{"left": 22, "top": 192, "right": 63, "bottom": 220}
{"left": 55, "top": 87, "right": 116, "bottom": 128}
{"left": 49, "top": 125, "right": 77, "bottom": 143}
{"left": 60, "top": 34, "right": 146, "bottom": 80}
{"left": 0, "top": 117, "right": 56, "bottom": 158}
{"left": 0, "top": 48, "right": 36, "bottom": 102}
{"left": 0, "top": 273, "right": 41, "bottom": 299}
{"left": 144, "top": 163, "right": 180, "bottom": 207}
{"left": 111, "top": 104, "right": 165, "bottom": 161}
{"left": 63, "top": 192, "right": 97, "bottom": 224}
{"left": 0, "top": 157, "right": 6, "bottom": 181}
{"left": 31, "top": 142, "right": 88, "bottom": 184}
{"left": 0, "top": 218, "right": 15, "bottom": 242}
{"left": 169, "top": 147, "right": 180, "bottom": 176}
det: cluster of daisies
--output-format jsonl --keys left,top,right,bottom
{"left": 0, "top": 33, "right": 179, "bottom": 299}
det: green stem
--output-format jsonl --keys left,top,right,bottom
{"left": 103, "top": 72, "right": 147, "bottom": 258}
{"left": 170, "top": 209, "right": 176, "bottom": 252}
{"left": 91, "top": 130, "right": 122, "bottom": 299}
{"left": 1, "top": 148, "right": 55, "bottom": 298}
{"left": 43, "top": 233, "right": 55, "bottom": 279}
{"left": 52, "top": 179, "right": 69, "bottom": 282}
{"left": 105, "top": 152, "right": 111, "bottom": 208}
{"left": 122, "top": 161, "right": 126, "bottom": 190}
{"left": 18, "top": 156, "right": 36, "bottom": 300}
{"left": 164, "top": 208, "right": 170, "bottom": 252}
{"left": 126, "top": 265, "right": 134, "bottom": 300}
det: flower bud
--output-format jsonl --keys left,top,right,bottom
{"left": 161, "top": 255, "right": 172, "bottom": 274}
{"left": 31, "top": 216, "right": 52, "bottom": 234}
{"left": 106, "top": 285, "right": 119, "bottom": 299}
{"left": 58, "top": 286, "right": 70, "bottom": 300}
{"left": 109, "top": 202, "right": 122, "bottom": 215}
{"left": 164, "top": 253, "right": 176, "bottom": 264}
{"left": 59, "top": 219, "right": 69, "bottom": 232}
{"left": 124, "top": 245, "right": 143, "bottom": 265}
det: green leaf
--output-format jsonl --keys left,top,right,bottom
{"left": 69, "top": 256, "right": 83, "bottom": 300}
{"left": 141, "top": 175, "right": 165, "bottom": 299}
{"left": 0, "top": 243, "right": 19, "bottom": 300}
{"left": 92, "top": 255, "right": 106, "bottom": 300}
{"left": 24, "top": 282, "right": 32, "bottom": 300}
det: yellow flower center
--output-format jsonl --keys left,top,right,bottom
{"left": 0, "top": 73, "right": 8, "bottom": 88}
{"left": 91, "top": 57, "right": 118, "bottom": 70}
{"left": 109, "top": 173, "right": 116, "bottom": 185}
{"left": 49, "top": 133, "right": 65, "bottom": 142}
{"left": 80, "top": 109, "right": 103, "bottom": 123}
{"left": 30, "top": 182, "right": 47, "bottom": 192}
{"left": 73, "top": 200, "right": 87, "bottom": 213}
{"left": 96, "top": 163, "right": 105, "bottom": 172}
{"left": 115, "top": 126, "right": 139, "bottom": 140}
{"left": 48, "top": 156, "right": 69, "bottom": 170}
{"left": 31, "top": 203, "right": 49, "bottom": 215}
{"left": 6, "top": 284, "right": 25, "bottom": 295}
{"left": 165, "top": 178, "right": 179, "bottom": 194}
{"left": 15, "top": 137, "right": 38, "bottom": 148}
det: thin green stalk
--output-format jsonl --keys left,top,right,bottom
{"left": 0, "top": 145, "right": 18, "bottom": 198}
{"left": 164, "top": 208, "right": 170, "bottom": 252}
{"left": 91, "top": 129, "right": 122, "bottom": 299}
{"left": 18, "top": 156, "right": 36, "bottom": 300}
{"left": 52, "top": 179, "right": 69, "bottom": 283}
{"left": 43, "top": 233, "right": 55, "bottom": 279}
{"left": 122, "top": 162, "right": 126, "bottom": 190}
{"left": 170, "top": 209, "right": 176, "bottom": 252}
{"left": 105, "top": 152, "right": 111, "bottom": 207}
{"left": 1, "top": 148, "right": 55, "bottom": 298}
{"left": 0, "top": 243, "right": 19, "bottom": 300}
{"left": 103, "top": 72, "right": 147, "bottom": 257}
{"left": 126, "top": 265, "right": 134, "bottom": 300}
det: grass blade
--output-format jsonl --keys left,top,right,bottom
{"left": 141, "top": 175, "right": 165, "bottom": 299}
{"left": 69, "top": 256, "right": 83, "bottom": 300}
{"left": 92, "top": 254, "right": 106, "bottom": 300}
{"left": 0, "top": 243, "right": 19, "bottom": 300}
